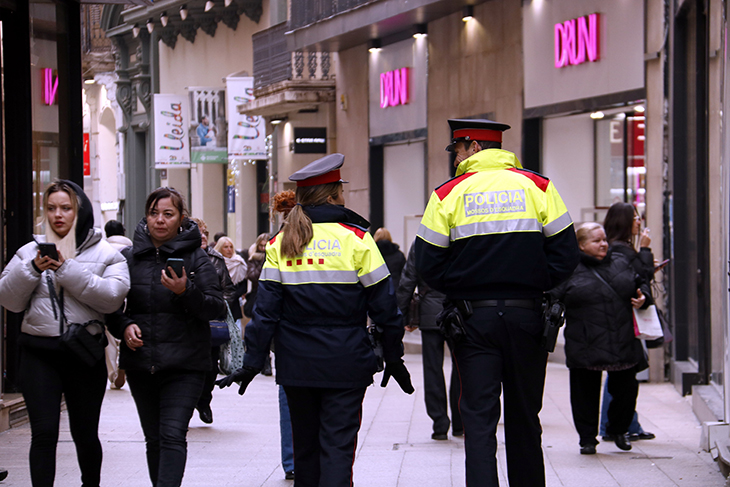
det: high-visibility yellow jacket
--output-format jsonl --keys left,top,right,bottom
{"left": 415, "top": 149, "right": 579, "bottom": 300}
{"left": 242, "top": 204, "right": 405, "bottom": 388}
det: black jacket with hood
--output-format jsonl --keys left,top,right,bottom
{"left": 376, "top": 240, "right": 406, "bottom": 291}
{"left": 549, "top": 249, "right": 651, "bottom": 371}
{"left": 107, "top": 218, "right": 225, "bottom": 373}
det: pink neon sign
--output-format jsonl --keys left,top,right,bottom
{"left": 380, "top": 67, "right": 409, "bottom": 108}
{"left": 43, "top": 68, "right": 59, "bottom": 105}
{"left": 554, "top": 13, "right": 600, "bottom": 69}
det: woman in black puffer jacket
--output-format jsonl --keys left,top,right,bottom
{"left": 549, "top": 222, "right": 651, "bottom": 455}
{"left": 107, "top": 188, "right": 224, "bottom": 487}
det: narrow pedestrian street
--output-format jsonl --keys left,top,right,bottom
{"left": 0, "top": 350, "right": 724, "bottom": 486}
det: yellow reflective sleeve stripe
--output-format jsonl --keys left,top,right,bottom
{"left": 542, "top": 181, "right": 574, "bottom": 237}
{"left": 451, "top": 218, "right": 542, "bottom": 240}
{"left": 260, "top": 239, "right": 282, "bottom": 283}
{"left": 417, "top": 192, "right": 451, "bottom": 248}
{"left": 356, "top": 232, "right": 390, "bottom": 287}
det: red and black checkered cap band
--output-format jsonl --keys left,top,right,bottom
{"left": 296, "top": 169, "right": 343, "bottom": 187}
{"left": 453, "top": 129, "right": 503, "bottom": 143}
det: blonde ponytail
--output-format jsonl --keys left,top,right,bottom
{"left": 280, "top": 182, "right": 342, "bottom": 258}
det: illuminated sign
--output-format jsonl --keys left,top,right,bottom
{"left": 83, "top": 133, "right": 90, "bottom": 176}
{"left": 380, "top": 67, "right": 409, "bottom": 108}
{"left": 43, "top": 68, "right": 59, "bottom": 105}
{"left": 554, "top": 13, "right": 600, "bottom": 69}
{"left": 293, "top": 127, "right": 327, "bottom": 154}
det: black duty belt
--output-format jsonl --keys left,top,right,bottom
{"left": 470, "top": 299, "right": 541, "bottom": 310}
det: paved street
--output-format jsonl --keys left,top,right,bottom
{"left": 0, "top": 350, "right": 725, "bottom": 486}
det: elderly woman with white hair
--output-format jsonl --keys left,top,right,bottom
{"left": 214, "top": 236, "right": 247, "bottom": 286}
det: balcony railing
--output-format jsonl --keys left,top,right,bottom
{"left": 289, "top": 0, "right": 377, "bottom": 31}
{"left": 253, "top": 22, "right": 334, "bottom": 91}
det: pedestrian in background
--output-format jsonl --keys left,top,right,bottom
{"left": 549, "top": 222, "right": 651, "bottom": 454}
{"left": 415, "top": 119, "right": 579, "bottom": 486}
{"left": 104, "top": 219, "right": 133, "bottom": 390}
{"left": 0, "top": 180, "right": 130, "bottom": 487}
{"left": 374, "top": 227, "right": 406, "bottom": 291}
{"left": 218, "top": 154, "right": 413, "bottom": 486}
{"left": 397, "top": 239, "right": 462, "bottom": 441}
{"left": 599, "top": 202, "right": 657, "bottom": 442}
{"left": 244, "top": 233, "right": 272, "bottom": 375}
{"left": 107, "top": 187, "right": 224, "bottom": 487}
{"left": 190, "top": 217, "right": 236, "bottom": 425}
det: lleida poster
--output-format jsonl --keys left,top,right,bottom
{"left": 153, "top": 94, "right": 191, "bottom": 169}
{"left": 226, "top": 77, "right": 267, "bottom": 160}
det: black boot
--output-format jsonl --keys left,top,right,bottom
{"left": 614, "top": 433, "right": 632, "bottom": 451}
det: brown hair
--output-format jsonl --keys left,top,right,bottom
{"left": 603, "top": 202, "right": 637, "bottom": 246}
{"left": 373, "top": 228, "right": 392, "bottom": 243}
{"left": 271, "top": 190, "right": 296, "bottom": 220}
{"left": 280, "top": 182, "right": 341, "bottom": 258}
{"left": 145, "top": 187, "right": 188, "bottom": 220}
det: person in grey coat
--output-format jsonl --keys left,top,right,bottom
{"left": 0, "top": 180, "right": 130, "bottom": 487}
{"left": 397, "top": 241, "right": 462, "bottom": 440}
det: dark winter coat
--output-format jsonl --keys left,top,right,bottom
{"left": 610, "top": 241, "right": 655, "bottom": 289}
{"left": 396, "top": 243, "right": 445, "bottom": 330}
{"left": 206, "top": 247, "right": 236, "bottom": 321}
{"left": 549, "top": 249, "right": 651, "bottom": 371}
{"left": 107, "top": 218, "right": 225, "bottom": 373}
{"left": 376, "top": 240, "right": 406, "bottom": 291}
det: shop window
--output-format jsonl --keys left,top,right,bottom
{"left": 594, "top": 111, "right": 646, "bottom": 216}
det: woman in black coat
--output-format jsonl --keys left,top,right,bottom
{"left": 374, "top": 227, "right": 406, "bottom": 291}
{"left": 107, "top": 188, "right": 224, "bottom": 487}
{"left": 549, "top": 222, "right": 651, "bottom": 455}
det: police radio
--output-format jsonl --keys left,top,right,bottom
{"left": 368, "top": 324, "right": 384, "bottom": 372}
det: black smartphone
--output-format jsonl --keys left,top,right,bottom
{"left": 654, "top": 258, "right": 670, "bottom": 272}
{"left": 165, "top": 258, "right": 185, "bottom": 278}
{"left": 38, "top": 242, "right": 59, "bottom": 261}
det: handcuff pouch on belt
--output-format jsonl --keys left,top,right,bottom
{"left": 436, "top": 301, "right": 472, "bottom": 343}
{"left": 541, "top": 295, "right": 566, "bottom": 353}
{"left": 368, "top": 324, "right": 385, "bottom": 372}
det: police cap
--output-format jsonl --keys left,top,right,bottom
{"left": 445, "top": 119, "right": 511, "bottom": 152}
{"left": 289, "top": 153, "right": 349, "bottom": 187}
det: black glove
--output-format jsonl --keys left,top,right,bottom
{"left": 215, "top": 366, "right": 259, "bottom": 395}
{"left": 380, "top": 359, "right": 414, "bottom": 394}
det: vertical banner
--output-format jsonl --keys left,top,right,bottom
{"left": 225, "top": 77, "right": 267, "bottom": 160}
{"left": 153, "top": 94, "right": 191, "bottom": 169}
{"left": 83, "top": 133, "right": 90, "bottom": 176}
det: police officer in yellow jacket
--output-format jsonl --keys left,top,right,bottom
{"left": 218, "top": 153, "right": 414, "bottom": 486}
{"left": 415, "top": 119, "right": 579, "bottom": 487}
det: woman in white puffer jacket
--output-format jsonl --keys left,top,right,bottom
{"left": 0, "top": 180, "right": 130, "bottom": 487}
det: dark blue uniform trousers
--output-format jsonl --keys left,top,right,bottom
{"left": 284, "top": 386, "right": 366, "bottom": 487}
{"left": 453, "top": 303, "right": 548, "bottom": 487}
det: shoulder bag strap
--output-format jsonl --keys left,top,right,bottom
{"left": 588, "top": 267, "right": 624, "bottom": 303}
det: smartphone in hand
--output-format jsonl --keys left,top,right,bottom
{"left": 165, "top": 258, "right": 185, "bottom": 278}
{"left": 38, "top": 243, "right": 59, "bottom": 261}
{"left": 654, "top": 258, "right": 670, "bottom": 272}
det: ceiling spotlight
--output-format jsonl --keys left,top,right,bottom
{"left": 590, "top": 111, "right": 605, "bottom": 120}
{"left": 368, "top": 38, "right": 382, "bottom": 53}
{"left": 180, "top": 5, "right": 188, "bottom": 21}
{"left": 205, "top": 0, "right": 214, "bottom": 12}
{"left": 462, "top": 5, "right": 474, "bottom": 22}
{"left": 270, "top": 115, "right": 287, "bottom": 125}
{"left": 160, "top": 12, "right": 168, "bottom": 27}
{"left": 225, "top": 0, "right": 233, "bottom": 6}
{"left": 634, "top": 105, "right": 646, "bottom": 113}
{"left": 132, "top": 23, "right": 141, "bottom": 37}
{"left": 146, "top": 18, "right": 155, "bottom": 33}
{"left": 413, "top": 24, "right": 427, "bottom": 39}
{"left": 84, "top": 79, "right": 95, "bottom": 85}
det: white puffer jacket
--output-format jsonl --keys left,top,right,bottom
{"left": 0, "top": 228, "right": 130, "bottom": 337}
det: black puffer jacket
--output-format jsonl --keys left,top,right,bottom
{"left": 107, "top": 218, "right": 224, "bottom": 373}
{"left": 549, "top": 249, "right": 650, "bottom": 371}
{"left": 610, "top": 241, "right": 654, "bottom": 288}
{"left": 206, "top": 247, "right": 236, "bottom": 321}
{"left": 376, "top": 240, "right": 406, "bottom": 291}
{"left": 396, "top": 243, "right": 445, "bottom": 330}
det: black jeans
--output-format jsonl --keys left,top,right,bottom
{"left": 284, "top": 386, "right": 367, "bottom": 487}
{"left": 569, "top": 367, "right": 638, "bottom": 446}
{"left": 452, "top": 303, "right": 548, "bottom": 487}
{"left": 127, "top": 370, "right": 206, "bottom": 487}
{"left": 421, "top": 329, "right": 462, "bottom": 435}
{"left": 19, "top": 335, "right": 107, "bottom": 487}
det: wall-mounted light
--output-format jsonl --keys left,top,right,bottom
{"left": 368, "top": 38, "right": 382, "bottom": 53}
{"left": 634, "top": 105, "right": 645, "bottom": 113}
{"left": 205, "top": 0, "right": 215, "bottom": 12}
{"left": 412, "top": 24, "right": 427, "bottom": 39}
{"left": 271, "top": 115, "right": 288, "bottom": 125}
{"left": 590, "top": 111, "right": 605, "bottom": 120}
{"left": 146, "top": 18, "right": 155, "bottom": 33}
{"left": 180, "top": 5, "right": 188, "bottom": 20}
{"left": 84, "top": 79, "right": 96, "bottom": 85}
{"left": 160, "top": 12, "right": 169, "bottom": 27}
{"left": 132, "top": 23, "right": 141, "bottom": 37}
{"left": 462, "top": 5, "right": 474, "bottom": 22}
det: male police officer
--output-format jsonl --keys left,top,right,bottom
{"left": 415, "top": 119, "right": 579, "bottom": 486}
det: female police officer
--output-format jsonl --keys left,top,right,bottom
{"left": 217, "top": 153, "right": 413, "bottom": 486}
